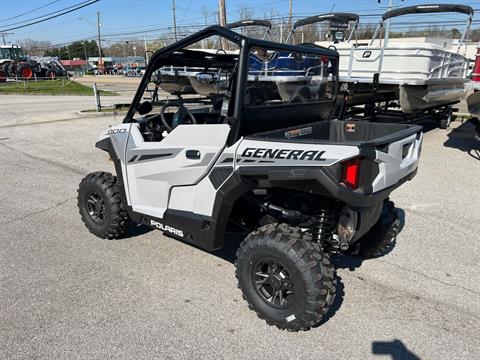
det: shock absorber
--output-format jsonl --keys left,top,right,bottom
{"left": 312, "top": 209, "right": 336, "bottom": 246}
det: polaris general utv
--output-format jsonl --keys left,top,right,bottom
{"left": 77, "top": 26, "right": 423, "bottom": 331}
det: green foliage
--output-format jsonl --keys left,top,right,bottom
{"left": 0, "top": 79, "right": 117, "bottom": 95}
{"left": 44, "top": 40, "right": 100, "bottom": 60}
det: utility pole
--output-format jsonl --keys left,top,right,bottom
{"left": 280, "top": 20, "right": 283, "bottom": 42}
{"left": 97, "top": 11, "right": 103, "bottom": 72}
{"left": 0, "top": 32, "right": 13, "bottom": 45}
{"left": 144, "top": 34, "right": 148, "bottom": 64}
{"left": 218, "top": 0, "right": 228, "bottom": 49}
{"left": 288, "top": 0, "right": 293, "bottom": 32}
{"left": 172, "top": 0, "right": 178, "bottom": 42}
{"left": 82, "top": 41, "right": 88, "bottom": 60}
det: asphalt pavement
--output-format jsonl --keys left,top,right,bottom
{"left": 0, "top": 109, "right": 479, "bottom": 359}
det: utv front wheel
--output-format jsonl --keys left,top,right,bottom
{"left": 236, "top": 224, "right": 336, "bottom": 331}
{"left": 77, "top": 172, "right": 129, "bottom": 239}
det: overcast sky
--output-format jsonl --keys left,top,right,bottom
{"left": 2, "top": 0, "right": 479, "bottom": 45}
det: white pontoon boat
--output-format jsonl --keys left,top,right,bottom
{"left": 335, "top": 4, "right": 473, "bottom": 113}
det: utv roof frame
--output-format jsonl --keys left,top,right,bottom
{"left": 124, "top": 25, "right": 339, "bottom": 143}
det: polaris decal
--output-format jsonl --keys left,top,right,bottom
{"left": 150, "top": 220, "right": 184, "bottom": 237}
{"left": 241, "top": 148, "right": 326, "bottom": 161}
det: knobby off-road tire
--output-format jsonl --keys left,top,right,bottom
{"left": 358, "top": 199, "right": 400, "bottom": 259}
{"left": 235, "top": 223, "right": 336, "bottom": 331}
{"left": 77, "top": 172, "right": 129, "bottom": 239}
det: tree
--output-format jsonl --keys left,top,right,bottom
{"left": 44, "top": 40, "right": 99, "bottom": 60}
{"left": 357, "top": 24, "right": 376, "bottom": 40}
{"left": 200, "top": 6, "right": 215, "bottom": 26}
{"left": 238, "top": 5, "right": 254, "bottom": 21}
{"left": 451, "top": 28, "right": 462, "bottom": 39}
{"left": 16, "top": 39, "right": 52, "bottom": 56}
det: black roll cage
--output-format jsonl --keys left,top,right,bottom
{"left": 124, "top": 25, "right": 338, "bottom": 144}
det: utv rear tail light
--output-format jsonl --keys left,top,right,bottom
{"left": 342, "top": 158, "right": 361, "bottom": 189}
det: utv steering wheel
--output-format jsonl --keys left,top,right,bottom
{"left": 160, "top": 100, "right": 197, "bottom": 131}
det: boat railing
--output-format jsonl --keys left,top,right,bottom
{"left": 342, "top": 43, "right": 470, "bottom": 82}
{"left": 370, "top": 4, "right": 473, "bottom": 52}
{"left": 367, "top": 3, "right": 474, "bottom": 82}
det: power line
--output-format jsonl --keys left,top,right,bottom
{"left": 178, "top": 0, "right": 193, "bottom": 25}
{"left": 17, "top": 4, "right": 480, "bottom": 48}
{"left": 0, "top": 0, "right": 96, "bottom": 29}
{"left": 0, "top": 0, "right": 100, "bottom": 33}
{"left": 0, "top": 0, "right": 61, "bottom": 23}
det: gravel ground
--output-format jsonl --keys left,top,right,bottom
{"left": 0, "top": 115, "right": 479, "bottom": 360}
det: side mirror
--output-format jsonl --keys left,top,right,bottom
{"left": 138, "top": 101, "right": 153, "bottom": 115}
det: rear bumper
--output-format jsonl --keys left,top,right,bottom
{"left": 237, "top": 165, "right": 418, "bottom": 208}
{"left": 319, "top": 167, "right": 417, "bottom": 208}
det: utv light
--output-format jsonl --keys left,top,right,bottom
{"left": 342, "top": 158, "right": 361, "bottom": 189}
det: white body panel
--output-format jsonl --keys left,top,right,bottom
{"left": 169, "top": 177, "right": 218, "bottom": 215}
{"left": 168, "top": 143, "right": 240, "bottom": 216}
{"left": 372, "top": 133, "right": 423, "bottom": 192}
{"left": 124, "top": 124, "right": 230, "bottom": 218}
{"left": 100, "top": 123, "right": 132, "bottom": 204}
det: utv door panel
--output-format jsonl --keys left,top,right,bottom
{"left": 125, "top": 124, "right": 230, "bottom": 219}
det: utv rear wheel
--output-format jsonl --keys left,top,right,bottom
{"left": 77, "top": 172, "right": 129, "bottom": 239}
{"left": 357, "top": 200, "right": 400, "bottom": 259}
{"left": 236, "top": 223, "right": 336, "bottom": 331}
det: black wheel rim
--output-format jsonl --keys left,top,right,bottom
{"left": 86, "top": 192, "right": 106, "bottom": 224}
{"left": 252, "top": 258, "right": 294, "bottom": 309}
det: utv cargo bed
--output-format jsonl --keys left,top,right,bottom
{"left": 250, "top": 118, "right": 422, "bottom": 148}
{"left": 239, "top": 119, "right": 423, "bottom": 208}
